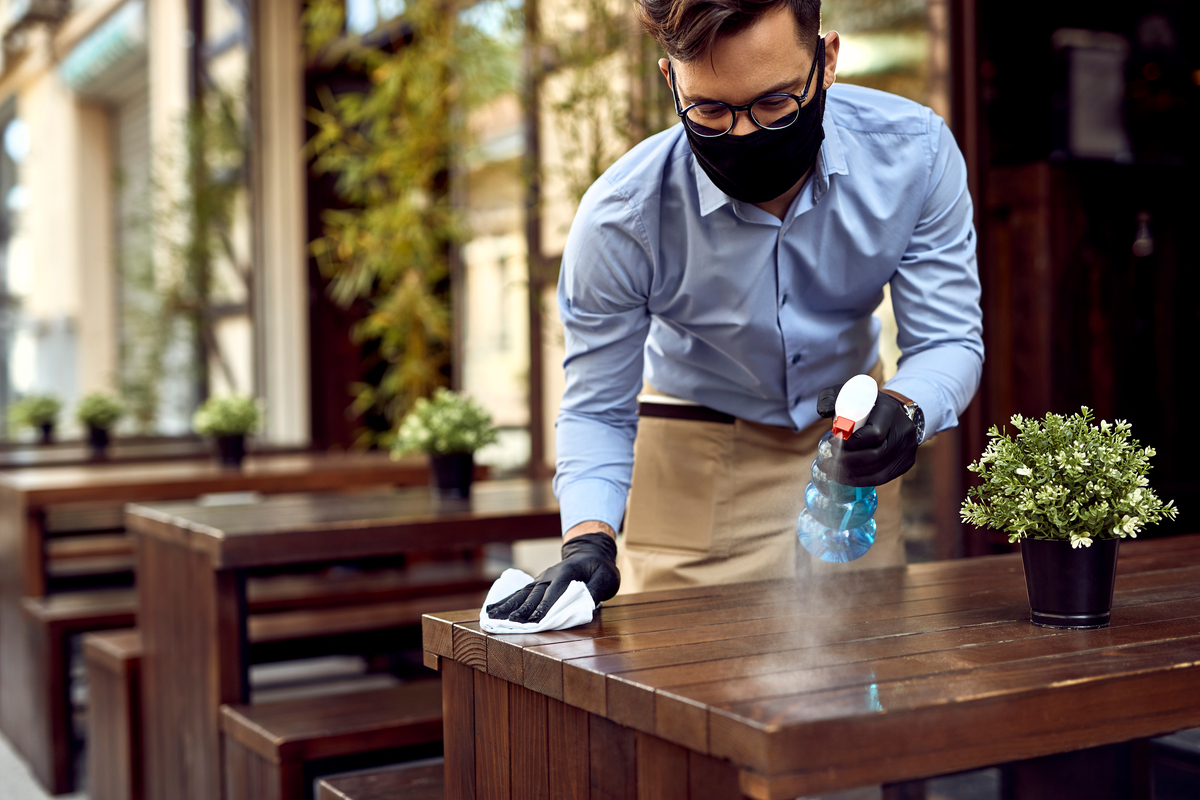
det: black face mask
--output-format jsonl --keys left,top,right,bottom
{"left": 674, "top": 38, "right": 827, "bottom": 204}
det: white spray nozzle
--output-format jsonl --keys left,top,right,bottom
{"left": 831, "top": 374, "right": 878, "bottom": 440}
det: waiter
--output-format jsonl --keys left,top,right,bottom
{"left": 488, "top": 0, "right": 982, "bottom": 625}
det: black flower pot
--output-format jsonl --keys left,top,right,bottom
{"left": 87, "top": 425, "right": 111, "bottom": 459}
{"left": 1020, "top": 537, "right": 1120, "bottom": 629}
{"left": 215, "top": 434, "right": 246, "bottom": 469}
{"left": 39, "top": 422, "right": 54, "bottom": 445}
{"left": 429, "top": 452, "right": 474, "bottom": 500}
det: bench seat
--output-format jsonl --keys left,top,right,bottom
{"left": 317, "top": 759, "right": 445, "bottom": 800}
{"left": 220, "top": 682, "right": 444, "bottom": 800}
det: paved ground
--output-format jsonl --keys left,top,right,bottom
{"left": 0, "top": 734, "right": 85, "bottom": 800}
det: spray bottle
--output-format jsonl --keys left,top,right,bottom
{"left": 797, "top": 374, "right": 880, "bottom": 563}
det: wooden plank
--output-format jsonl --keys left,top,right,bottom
{"left": 618, "top": 588, "right": 1200, "bottom": 694}
{"left": 607, "top": 675, "right": 654, "bottom": 734}
{"left": 588, "top": 713, "right": 636, "bottom": 800}
{"left": 443, "top": 659, "right": 477, "bottom": 800}
{"left": 688, "top": 751, "right": 744, "bottom": 800}
{"left": 559, "top": 576, "right": 1200, "bottom": 683}
{"left": 490, "top": 634, "right": 526, "bottom": 684}
{"left": 548, "top": 697, "right": 589, "bottom": 799}
{"left": 510, "top": 682, "right": 549, "bottom": 800}
{"left": 475, "top": 669, "right": 512, "bottom": 799}
{"left": 455, "top": 623, "right": 490, "bottom": 669}
{"left": 318, "top": 762, "right": 446, "bottom": 800}
{"left": 423, "top": 609, "right": 477, "bottom": 660}
{"left": 635, "top": 732, "right": 688, "bottom": 800}
{"left": 656, "top": 692, "right": 708, "bottom": 753}
{"left": 713, "top": 637, "right": 1200, "bottom": 784}
{"left": 682, "top": 608, "right": 1200, "bottom": 710}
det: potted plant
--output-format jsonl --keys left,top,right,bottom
{"left": 392, "top": 388, "right": 499, "bottom": 499}
{"left": 76, "top": 392, "right": 125, "bottom": 458}
{"left": 11, "top": 395, "right": 63, "bottom": 444}
{"left": 192, "top": 395, "right": 263, "bottom": 469}
{"left": 961, "top": 407, "right": 1178, "bottom": 629}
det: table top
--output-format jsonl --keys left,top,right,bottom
{"left": 126, "top": 478, "right": 560, "bottom": 569}
{"left": 0, "top": 438, "right": 302, "bottom": 469}
{"left": 424, "top": 534, "right": 1200, "bottom": 799}
{"left": 0, "top": 452, "right": 439, "bottom": 507}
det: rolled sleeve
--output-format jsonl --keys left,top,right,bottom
{"left": 886, "top": 117, "right": 984, "bottom": 438}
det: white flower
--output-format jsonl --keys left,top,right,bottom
{"left": 1016, "top": 466, "right": 1033, "bottom": 477}
{"left": 1070, "top": 534, "right": 1093, "bottom": 549}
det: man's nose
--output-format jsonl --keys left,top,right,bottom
{"left": 730, "top": 109, "right": 758, "bottom": 136}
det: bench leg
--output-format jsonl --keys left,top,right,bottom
{"left": 223, "top": 733, "right": 305, "bottom": 800}
{"left": 18, "top": 616, "right": 75, "bottom": 795}
{"left": 87, "top": 650, "right": 142, "bottom": 800}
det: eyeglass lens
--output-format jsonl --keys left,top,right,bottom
{"left": 684, "top": 95, "right": 801, "bottom": 137}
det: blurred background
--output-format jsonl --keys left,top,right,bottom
{"left": 0, "top": 0, "right": 1195, "bottom": 558}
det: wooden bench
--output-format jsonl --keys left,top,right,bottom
{"left": 24, "top": 560, "right": 492, "bottom": 795}
{"left": 220, "top": 681, "right": 444, "bottom": 800}
{"left": 317, "top": 759, "right": 445, "bottom": 800}
{"left": 84, "top": 630, "right": 144, "bottom": 800}
{"left": 1150, "top": 728, "right": 1200, "bottom": 800}
{"left": 18, "top": 590, "right": 138, "bottom": 793}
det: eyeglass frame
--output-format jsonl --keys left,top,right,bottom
{"left": 668, "top": 45, "right": 821, "bottom": 138}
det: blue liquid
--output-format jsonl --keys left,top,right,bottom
{"left": 797, "top": 431, "right": 877, "bottom": 563}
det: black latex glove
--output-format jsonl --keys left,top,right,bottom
{"left": 816, "top": 385, "right": 918, "bottom": 487}
{"left": 485, "top": 533, "right": 620, "bottom": 624}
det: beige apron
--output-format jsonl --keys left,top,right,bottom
{"left": 617, "top": 362, "right": 906, "bottom": 594}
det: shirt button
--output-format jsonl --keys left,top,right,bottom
{"left": 791, "top": 354, "right": 801, "bottom": 365}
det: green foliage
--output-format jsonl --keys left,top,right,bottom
{"left": 961, "top": 407, "right": 1178, "bottom": 548}
{"left": 304, "top": 0, "right": 518, "bottom": 446}
{"left": 76, "top": 393, "right": 125, "bottom": 430}
{"left": 546, "top": 0, "right": 673, "bottom": 206}
{"left": 392, "top": 387, "right": 499, "bottom": 455}
{"left": 192, "top": 394, "right": 263, "bottom": 437}
{"left": 10, "top": 395, "right": 62, "bottom": 431}
{"left": 117, "top": 85, "right": 251, "bottom": 432}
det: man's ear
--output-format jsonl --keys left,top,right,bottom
{"left": 658, "top": 57, "right": 671, "bottom": 85}
{"left": 822, "top": 31, "right": 840, "bottom": 91}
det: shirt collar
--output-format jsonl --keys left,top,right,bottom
{"left": 693, "top": 110, "right": 849, "bottom": 217}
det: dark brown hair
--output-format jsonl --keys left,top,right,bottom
{"left": 636, "top": 0, "right": 821, "bottom": 63}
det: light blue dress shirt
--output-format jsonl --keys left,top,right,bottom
{"left": 553, "top": 84, "right": 984, "bottom": 535}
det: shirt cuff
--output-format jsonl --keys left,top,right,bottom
{"left": 882, "top": 375, "right": 952, "bottom": 444}
{"left": 555, "top": 476, "right": 630, "bottom": 536}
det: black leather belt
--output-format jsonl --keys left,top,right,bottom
{"left": 637, "top": 400, "right": 735, "bottom": 424}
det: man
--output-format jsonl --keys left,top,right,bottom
{"left": 488, "top": 0, "right": 982, "bottom": 625}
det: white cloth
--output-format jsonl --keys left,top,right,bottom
{"left": 478, "top": 568, "right": 596, "bottom": 634}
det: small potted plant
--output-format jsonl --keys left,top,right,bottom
{"left": 11, "top": 394, "right": 63, "bottom": 444}
{"left": 192, "top": 394, "right": 263, "bottom": 469}
{"left": 392, "top": 388, "right": 498, "bottom": 499}
{"left": 961, "top": 407, "right": 1178, "bottom": 629}
{"left": 76, "top": 392, "right": 125, "bottom": 459}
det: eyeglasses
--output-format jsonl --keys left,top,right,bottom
{"left": 669, "top": 51, "right": 820, "bottom": 138}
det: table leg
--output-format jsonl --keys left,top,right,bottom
{"left": 138, "top": 534, "right": 244, "bottom": 800}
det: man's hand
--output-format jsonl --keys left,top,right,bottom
{"left": 816, "top": 386, "right": 918, "bottom": 487}
{"left": 485, "top": 532, "right": 620, "bottom": 624}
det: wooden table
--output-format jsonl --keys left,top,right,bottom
{"left": 0, "top": 452, "right": 448, "bottom": 791}
{"left": 423, "top": 534, "right": 1200, "bottom": 800}
{"left": 127, "top": 478, "right": 560, "bottom": 800}
{"left": 0, "top": 437, "right": 303, "bottom": 469}
{"left": 0, "top": 452, "right": 446, "bottom": 598}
